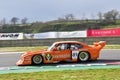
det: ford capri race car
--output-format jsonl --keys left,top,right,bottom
{"left": 16, "top": 41, "right": 106, "bottom": 66}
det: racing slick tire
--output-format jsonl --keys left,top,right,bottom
{"left": 32, "top": 55, "right": 43, "bottom": 65}
{"left": 78, "top": 51, "right": 90, "bottom": 62}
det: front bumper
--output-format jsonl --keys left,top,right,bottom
{"left": 16, "top": 59, "right": 32, "bottom": 66}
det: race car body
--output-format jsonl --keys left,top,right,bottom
{"left": 16, "top": 41, "right": 106, "bottom": 66}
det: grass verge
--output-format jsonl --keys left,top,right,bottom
{"left": 0, "top": 68, "right": 120, "bottom": 80}
{"left": 0, "top": 46, "right": 48, "bottom": 52}
{"left": 104, "top": 45, "right": 120, "bottom": 49}
{"left": 0, "top": 45, "right": 120, "bottom": 52}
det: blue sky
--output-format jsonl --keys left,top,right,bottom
{"left": 0, "top": 0, "right": 120, "bottom": 22}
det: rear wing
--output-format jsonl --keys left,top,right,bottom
{"left": 93, "top": 41, "right": 106, "bottom": 50}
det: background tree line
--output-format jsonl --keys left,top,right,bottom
{"left": 0, "top": 9, "right": 120, "bottom": 25}
{"left": 0, "top": 17, "right": 28, "bottom": 25}
{"left": 58, "top": 9, "right": 120, "bottom": 25}
{"left": 0, "top": 9, "right": 120, "bottom": 33}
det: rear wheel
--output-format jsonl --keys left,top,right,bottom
{"left": 78, "top": 52, "right": 89, "bottom": 62}
{"left": 32, "top": 55, "right": 43, "bottom": 65}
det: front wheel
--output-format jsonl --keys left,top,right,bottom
{"left": 32, "top": 55, "right": 43, "bottom": 65}
{"left": 78, "top": 52, "right": 90, "bottom": 62}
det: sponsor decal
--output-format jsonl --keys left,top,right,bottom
{"left": 0, "top": 33, "right": 23, "bottom": 40}
{"left": 0, "top": 33, "right": 19, "bottom": 38}
{"left": 45, "top": 54, "right": 52, "bottom": 61}
{"left": 53, "top": 54, "right": 70, "bottom": 58}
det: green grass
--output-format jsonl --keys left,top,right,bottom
{"left": 104, "top": 45, "right": 120, "bottom": 49}
{"left": 0, "top": 45, "right": 120, "bottom": 52}
{"left": 0, "top": 46, "right": 48, "bottom": 52}
{"left": 0, "top": 68, "right": 120, "bottom": 80}
{"left": 103, "top": 24, "right": 120, "bottom": 29}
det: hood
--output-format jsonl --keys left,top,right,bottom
{"left": 28, "top": 49, "right": 48, "bottom": 54}
{"left": 23, "top": 49, "right": 48, "bottom": 56}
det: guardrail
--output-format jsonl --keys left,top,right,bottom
{"left": 0, "top": 37, "right": 120, "bottom": 47}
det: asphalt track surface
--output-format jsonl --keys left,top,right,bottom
{"left": 0, "top": 49, "right": 120, "bottom": 67}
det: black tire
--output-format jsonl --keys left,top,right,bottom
{"left": 78, "top": 51, "right": 90, "bottom": 62}
{"left": 32, "top": 55, "right": 43, "bottom": 65}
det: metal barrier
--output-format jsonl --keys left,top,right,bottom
{"left": 0, "top": 37, "right": 120, "bottom": 47}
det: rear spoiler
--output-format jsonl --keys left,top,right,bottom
{"left": 93, "top": 41, "right": 106, "bottom": 50}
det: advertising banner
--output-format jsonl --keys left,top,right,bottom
{"left": 25, "top": 31, "right": 87, "bottom": 39}
{"left": 0, "top": 33, "right": 23, "bottom": 40}
{"left": 87, "top": 28, "right": 120, "bottom": 37}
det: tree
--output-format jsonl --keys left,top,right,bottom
{"left": 98, "top": 12, "right": 103, "bottom": 22}
{"left": 65, "top": 14, "right": 75, "bottom": 20}
{"left": 103, "top": 9, "right": 119, "bottom": 24}
{"left": 11, "top": 17, "right": 19, "bottom": 25}
{"left": 58, "top": 14, "right": 75, "bottom": 21}
{"left": 0, "top": 18, "right": 6, "bottom": 25}
{"left": 21, "top": 17, "right": 28, "bottom": 24}
{"left": 118, "top": 14, "right": 120, "bottom": 20}
{"left": 110, "top": 9, "right": 119, "bottom": 23}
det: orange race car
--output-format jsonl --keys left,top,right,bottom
{"left": 16, "top": 41, "right": 106, "bottom": 66}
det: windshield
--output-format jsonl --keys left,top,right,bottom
{"left": 47, "top": 43, "right": 56, "bottom": 51}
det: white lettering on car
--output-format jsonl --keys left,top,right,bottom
{"left": 53, "top": 54, "right": 70, "bottom": 58}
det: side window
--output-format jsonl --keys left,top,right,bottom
{"left": 57, "top": 44, "right": 68, "bottom": 50}
{"left": 70, "top": 44, "right": 83, "bottom": 50}
{"left": 75, "top": 44, "right": 83, "bottom": 49}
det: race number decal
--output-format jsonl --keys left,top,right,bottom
{"left": 72, "top": 51, "right": 79, "bottom": 59}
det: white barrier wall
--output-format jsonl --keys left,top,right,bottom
{"left": 58, "top": 31, "right": 87, "bottom": 38}
{"left": 25, "top": 31, "right": 87, "bottom": 39}
{"left": 25, "top": 32, "right": 57, "bottom": 39}
{"left": 0, "top": 33, "right": 23, "bottom": 40}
